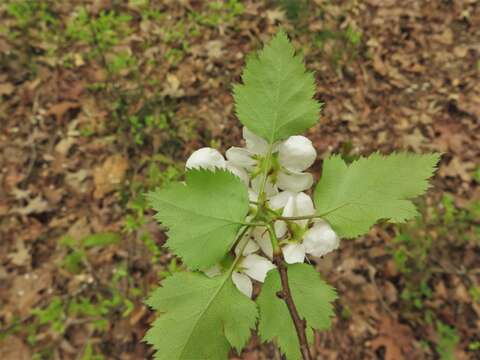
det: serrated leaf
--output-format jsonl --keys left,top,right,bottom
{"left": 314, "top": 152, "right": 440, "bottom": 238}
{"left": 148, "top": 169, "right": 249, "bottom": 270}
{"left": 233, "top": 31, "right": 321, "bottom": 143}
{"left": 257, "top": 264, "right": 336, "bottom": 360}
{"left": 145, "top": 272, "right": 258, "bottom": 360}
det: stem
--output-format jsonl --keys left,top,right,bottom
{"left": 266, "top": 224, "right": 281, "bottom": 254}
{"left": 256, "top": 144, "right": 311, "bottom": 359}
{"left": 273, "top": 253, "right": 312, "bottom": 360}
{"left": 268, "top": 225, "right": 312, "bottom": 360}
{"left": 276, "top": 214, "right": 322, "bottom": 221}
{"left": 240, "top": 221, "right": 267, "bottom": 227}
{"left": 257, "top": 146, "right": 274, "bottom": 203}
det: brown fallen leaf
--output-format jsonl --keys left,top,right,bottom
{"left": 0, "top": 82, "right": 14, "bottom": 96}
{"left": 403, "top": 128, "right": 426, "bottom": 152}
{"left": 0, "top": 336, "right": 31, "bottom": 360}
{"left": 14, "top": 195, "right": 49, "bottom": 215}
{"left": 370, "top": 317, "right": 414, "bottom": 360}
{"left": 161, "top": 74, "right": 184, "bottom": 98}
{"left": 54, "top": 136, "right": 77, "bottom": 156}
{"left": 7, "top": 240, "right": 30, "bottom": 266}
{"left": 205, "top": 40, "right": 224, "bottom": 59}
{"left": 370, "top": 336, "right": 404, "bottom": 360}
{"left": 9, "top": 267, "right": 52, "bottom": 316}
{"left": 266, "top": 9, "right": 286, "bottom": 23}
{"left": 47, "top": 101, "right": 80, "bottom": 123}
{"left": 93, "top": 154, "right": 129, "bottom": 199}
{"left": 433, "top": 28, "right": 454, "bottom": 45}
{"left": 439, "top": 157, "right": 474, "bottom": 182}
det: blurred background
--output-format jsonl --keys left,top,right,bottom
{"left": 0, "top": 0, "right": 479, "bottom": 359}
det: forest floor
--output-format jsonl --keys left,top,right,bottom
{"left": 0, "top": 0, "right": 479, "bottom": 359}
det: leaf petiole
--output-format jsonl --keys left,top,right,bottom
{"left": 240, "top": 221, "right": 268, "bottom": 227}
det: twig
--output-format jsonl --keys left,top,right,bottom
{"left": 273, "top": 253, "right": 312, "bottom": 360}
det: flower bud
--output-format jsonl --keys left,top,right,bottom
{"left": 278, "top": 136, "right": 316, "bottom": 172}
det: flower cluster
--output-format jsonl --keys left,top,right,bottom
{"left": 185, "top": 127, "right": 339, "bottom": 297}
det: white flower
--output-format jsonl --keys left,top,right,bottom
{"left": 269, "top": 192, "right": 338, "bottom": 264}
{"left": 226, "top": 128, "right": 316, "bottom": 192}
{"left": 303, "top": 220, "right": 339, "bottom": 257}
{"left": 232, "top": 254, "right": 276, "bottom": 298}
{"left": 278, "top": 136, "right": 317, "bottom": 172}
{"left": 273, "top": 192, "right": 315, "bottom": 241}
{"left": 185, "top": 147, "right": 248, "bottom": 184}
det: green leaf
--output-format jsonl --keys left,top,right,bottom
{"left": 147, "top": 169, "right": 249, "bottom": 270}
{"left": 314, "top": 152, "right": 440, "bottom": 238}
{"left": 257, "top": 264, "right": 336, "bottom": 360}
{"left": 233, "top": 31, "right": 321, "bottom": 143}
{"left": 82, "top": 232, "right": 120, "bottom": 248}
{"left": 145, "top": 271, "right": 258, "bottom": 360}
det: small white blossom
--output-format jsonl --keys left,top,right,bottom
{"left": 232, "top": 254, "right": 275, "bottom": 297}
{"left": 186, "top": 147, "right": 249, "bottom": 184}
{"left": 303, "top": 220, "right": 339, "bottom": 257}
{"left": 273, "top": 192, "right": 338, "bottom": 263}
{"left": 226, "top": 127, "right": 316, "bottom": 193}
{"left": 278, "top": 136, "right": 316, "bottom": 172}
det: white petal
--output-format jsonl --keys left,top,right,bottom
{"left": 282, "top": 195, "right": 296, "bottom": 217}
{"left": 243, "top": 127, "right": 269, "bottom": 155}
{"left": 185, "top": 147, "right": 226, "bottom": 170}
{"left": 248, "top": 189, "right": 258, "bottom": 202}
{"left": 241, "top": 254, "right": 276, "bottom": 282}
{"left": 295, "top": 192, "right": 315, "bottom": 216}
{"left": 303, "top": 221, "right": 340, "bottom": 257}
{"left": 252, "top": 227, "right": 273, "bottom": 259}
{"left": 251, "top": 176, "right": 278, "bottom": 197}
{"left": 278, "top": 136, "right": 317, "bottom": 172}
{"left": 277, "top": 170, "right": 313, "bottom": 192}
{"left": 294, "top": 192, "right": 315, "bottom": 227}
{"left": 232, "top": 272, "right": 253, "bottom": 298}
{"left": 203, "top": 264, "right": 222, "bottom": 278}
{"left": 268, "top": 191, "right": 296, "bottom": 210}
{"left": 226, "top": 163, "right": 249, "bottom": 184}
{"left": 226, "top": 147, "right": 256, "bottom": 169}
{"left": 235, "top": 235, "right": 260, "bottom": 256}
{"left": 274, "top": 220, "right": 287, "bottom": 238}
{"left": 282, "top": 243, "right": 305, "bottom": 264}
